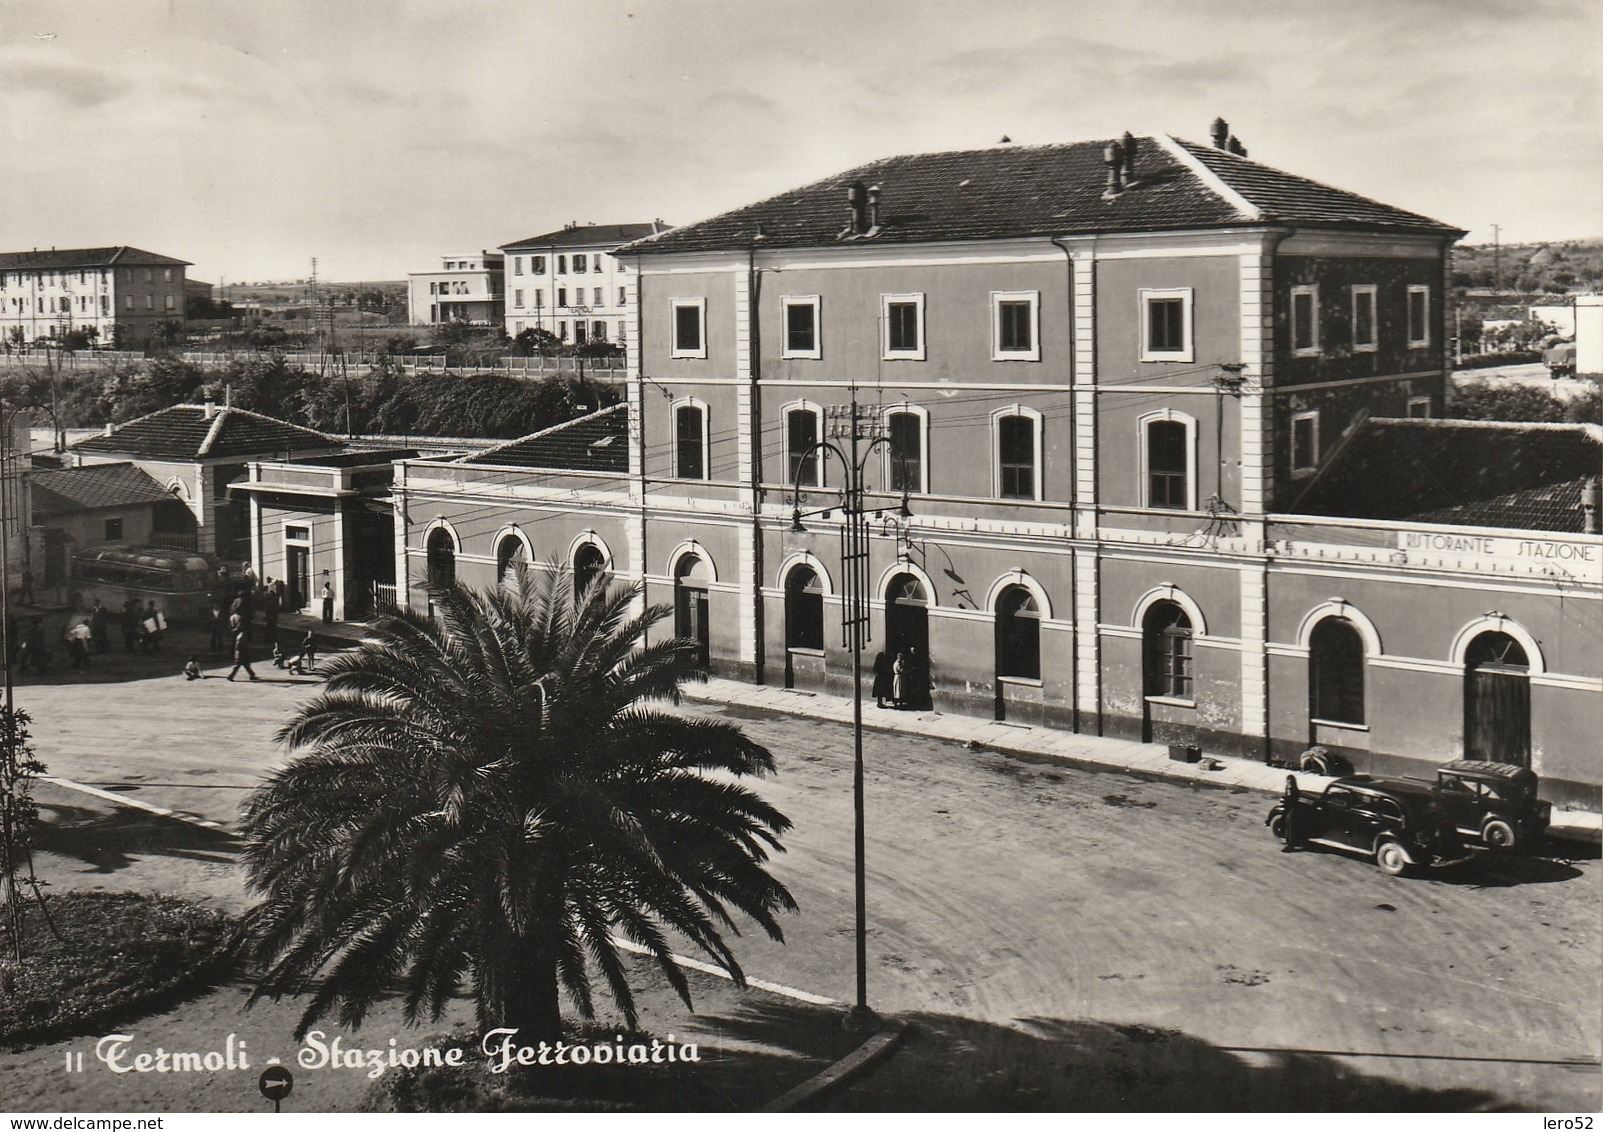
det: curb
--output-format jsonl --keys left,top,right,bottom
{"left": 758, "top": 1019, "right": 907, "bottom": 1113}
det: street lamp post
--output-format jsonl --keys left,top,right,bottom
{"left": 788, "top": 393, "right": 908, "bottom": 1033}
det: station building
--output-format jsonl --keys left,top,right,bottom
{"left": 393, "top": 123, "right": 1603, "bottom": 806}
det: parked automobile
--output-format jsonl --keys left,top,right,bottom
{"left": 1428, "top": 760, "right": 1550, "bottom": 851}
{"left": 1267, "top": 775, "right": 1462, "bottom": 876}
{"left": 1544, "top": 342, "right": 1576, "bottom": 379}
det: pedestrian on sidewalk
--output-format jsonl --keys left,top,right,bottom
{"left": 892, "top": 651, "right": 909, "bottom": 708}
{"left": 142, "top": 601, "right": 166, "bottom": 651}
{"left": 90, "top": 599, "right": 110, "bottom": 653}
{"left": 121, "top": 599, "right": 140, "bottom": 653}
{"left": 227, "top": 631, "right": 260, "bottom": 682}
{"left": 871, "top": 651, "right": 893, "bottom": 709}
{"left": 262, "top": 580, "right": 280, "bottom": 645}
{"left": 291, "top": 630, "right": 317, "bottom": 674}
{"left": 320, "top": 572, "right": 335, "bottom": 624}
{"left": 67, "top": 618, "right": 92, "bottom": 671}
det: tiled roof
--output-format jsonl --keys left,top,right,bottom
{"left": 500, "top": 223, "right": 670, "bottom": 252}
{"left": 1292, "top": 419, "right": 1603, "bottom": 532}
{"left": 73, "top": 405, "right": 341, "bottom": 461}
{"left": 459, "top": 405, "right": 628, "bottom": 472}
{"left": 621, "top": 135, "right": 1461, "bottom": 256}
{"left": 0, "top": 246, "right": 191, "bottom": 270}
{"left": 31, "top": 463, "right": 172, "bottom": 516}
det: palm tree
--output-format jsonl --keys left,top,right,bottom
{"left": 239, "top": 568, "right": 797, "bottom": 1042}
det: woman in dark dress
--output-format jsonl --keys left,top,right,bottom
{"left": 871, "top": 651, "right": 893, "bottom": 708}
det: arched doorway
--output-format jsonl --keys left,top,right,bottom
{"left": 885, "top": 572, "right": 930, "bottom": 709}
{"left": 573, "top": 543, "right": 606, "bottom": 604}
{"left": 993, "top": 584, "right": 1041, "bottom": 721}
{"left": 1141, "top": 600, "right": 1193, "bottom": 743}
{"left": 426, "top": 527, "right": 457, "bottom": 590}
{"left": 674, "top": 554, "right": 711, "bottom": 670}
{"left": 496, "top": 533, "right": 528, "bottom": 585}
{"left": 784, "top": 564, "right": 825, "bottom": 689}
{"left": 1464, "top": 632, "right": 1530, "bottom": 766}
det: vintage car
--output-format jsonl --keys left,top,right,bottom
{"left": 1267, "top": 775, "right": 1462, "bottom": 876}
{"left": 1428, "top": 760, "right": 1550, "bottom": 851}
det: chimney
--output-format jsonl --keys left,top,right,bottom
{"left": 847, "top": 181, "right": 869, "bottom": 235}
{"left": 1121, "top": 131, "right": 1139, "bottom": 182}
{"left": 1103, "top": 140, "right": 1126, "bottom": 196}
{"left": 1582, "top": 477, "right": 1600, "bottom": 534}
{"left": 1211, "top": 117, "right": 1229, "bottom": 149}
{"left": 203, "top": 400, "right": 216, "bottom": 420}
{"left": 1227, "top": 135, "right": 1248, "bottom": 157}
{"left": 866, "top": 183, "right": 882, "bottom": 230}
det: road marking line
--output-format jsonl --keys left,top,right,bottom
{"left": 610, "top": 936, "right": 839, "bottom": 1006}
{"left": 40, "top": 773, "right": 232, "bottom": 833}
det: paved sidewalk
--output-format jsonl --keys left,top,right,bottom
{"left": 680, "top": 676, "right": 1602, "bottom": 844}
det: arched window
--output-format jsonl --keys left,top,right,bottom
{"left": 1145, "top": 418, "right": 1191, "bottom": 509}
{"left": 1143, "top": 601, "right": 1192, "bottom": 699}
{"left": 426, "top": 527, "right": 457, "bottom": 590}
{"left": 785, "top": 565, "right": 825, "bottom": 652}
{"left": 886, "top": 408, "right": 925, "bottom": 494}
{"left": 674, "top": 554, "right": 711, "bottom": 668}
{"left": 674, "top": 401, "right": 707, "bottom": 479}
{"left": 496, "top": 533, "right": 528, "bottom": 583}
{"left": 785, "top": 404, "right": 822, "bottom": 486}
{"left": 1464, "top": 631, "right": 1531, "bottom": 766}
{"left": 573, "top": 543, "right": 606, "bottom": 602}
{"left": 996, "top": 412, "right": 1038, "bottom": 500}
{"left": 1309, "top": 619, "right": 1365, "bottom": 725}
{"left": 994, "top": 585, "right": 1041, "bottom": 681}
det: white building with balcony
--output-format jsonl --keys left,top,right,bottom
{"left": 499, "top": 222, "right": 669, "bottom": 358}
{"left": 406, "top": 251, "right": 505, "bottom": 326}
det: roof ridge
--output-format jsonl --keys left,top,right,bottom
{"left": 459, "top": 403, "right": 626, "bottom": 463}
{"left": 1151, "top": 134, "right": 1261, "bottom": 222}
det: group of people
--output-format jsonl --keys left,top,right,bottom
{"left": 871, "top": 646, "right": 932, "bottom": 711}
{"left": 202, "top": 565, "right": 321, "bottom": 683}
{"left": 6, "top": 597, "right": 168, "bottom": 676}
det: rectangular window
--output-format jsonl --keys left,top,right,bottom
{"left": 617, "top": 320, "right": 626, "bottom": 342}
{"left": 992, "top": 291, "right": 1039, "bottom": 361}
{"left": 618, "top": 287, "right": 627, "bottom": 307}
{"left": 675, "top": 403, "right": 706, "bottom": 479}
{"left": 104, "top": 517, "right": 123, "bottom": 541}
{"left": 532, "top": 256, "right": 546, "bottom": 275}
{"left": 558, "top": 320, "right": 567, "bottom": 339}
{"left": 671, "top": 299, "right": 706, "bottom": 358}
{"left": 574, "top": 322, "right": 588, "bottom": 345}
{"left": 164, "top": 295, "right": 175, "bottom": 311}
{"left": 781, "top": 296, "right": 820, "bottom": 359}
{"left": 513, "top": 258, "right": 523, "bottom": 275}
{"left": 145, "top": 295, "right": 153, "bottom": 310}
{"left": 592, "top": 320, "right": 605, "bottom": 340}
{"left": 514, "top": 289, "right": 524, "bottom": 308}
{"left": 574, "top": 255, "right": 587, "bottom": 274}
{"left": 882, "top": 293, "right": 924, "bottom": 359}
{"left": 997, "top": 414, "right": 1037, "bottom": 499}
{"left": 557, "top": 287, "right": 568, "bottom": 307}
{"left": 1351, "top": 285, "right": 1377, "bottom": 351}
{"left": 786, "top": 406, "right": 820, "bottom": 486}
{"left": 557, "top": 255, "right": 567, "bottom": 274}
{"left": 100, "top": 296, "right": 109, "bottom": 314}
{"left": 1291, "top": 411, "right": 1319, "bottom": 475}
{"left": 1141, "top": 288, "right": 1193, "bottom": 362}
{"left": 592, "top": 287, "right": 602, "bottom": 306}
{"left": 1407, "top": 285, "right": 1430, "bottom": 347}
{"left": 1291, "top": 285, "right": 1319, "bottom": 356}
{"left": 533, "top": 291, "right": 543, "bottom": 310}
{"left": 1407, "top": 396, "right": 1432, "bottom": 419}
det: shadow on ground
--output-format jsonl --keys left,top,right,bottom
{"left": 34, "top": 800, "right": 240, "bottom": 873}
{"left": 810, "top": 1011, "right": 1527, "bottom": 1112}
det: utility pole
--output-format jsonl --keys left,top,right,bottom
{"left": 1490, "top": 224, "right": 1502, "bottom": 297}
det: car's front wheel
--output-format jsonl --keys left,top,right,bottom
{"left": 1268, "top": 811, "right": 1286, "bottom": 840}
{"left": 1374, "top": 840, "right": 1411, "bottom": 876}
{"left": 1481, "top": 818, "right": 1517, "bottom": 850}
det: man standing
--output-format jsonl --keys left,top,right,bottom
{"left": 320, "top": 572, "right": 335, "bottom": 624}
{"left": 262, "top": 581, "right": 281, "bottom": 648}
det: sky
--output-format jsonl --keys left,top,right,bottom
{"left": 0, "top": 0, "right": 1598, "bottom": 284}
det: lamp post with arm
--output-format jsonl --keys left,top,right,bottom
{"left": 786, "top": 394, "right": 910, "bottom": 1033}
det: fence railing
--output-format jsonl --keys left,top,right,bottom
{"left": 371, "top": 581, "right": 399, "bottom": 614}
{"left": 147, "top": 531, "right": 200, "bottom": 553}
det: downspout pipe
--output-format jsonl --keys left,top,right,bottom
{"left": 748, "top": 241, "right": 765, "bottom": 685}
{"left": 1050, "top": 234, "right": 1079, "bottom": 733}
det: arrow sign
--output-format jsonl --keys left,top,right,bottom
{"left": 259, "top": 1065, "right": 293, "bottom": 1110}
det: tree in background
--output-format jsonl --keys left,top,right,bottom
{"left": 239, "top": 570, "right": 795, "bottom": 1041}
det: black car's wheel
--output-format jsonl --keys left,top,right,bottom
{"left": 1374, "top": 840, "right": 1410, "bottom": 876}
{"left": 1482, "top": 818, "right": 1517, "bottom": 850}
{"left": 1268, "top": 811, "right": 1286, "bottom": 840}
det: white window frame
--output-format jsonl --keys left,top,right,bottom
{"left": 1137, "top": 409, "right": 1199, "bottom": 511}
{"left": 1406, "top": 284, "right": 1431, "bottom": 348}
{"left": 990, "top": 290, "right": 1040, "bottom": 362}
{"left": 1290, "top": 410, "right": 1320, "bottom": 477}
{"left": 881, "top": 292, "right": 925, "bottom": 360}
{"left": 780, "top": 295, "right": 822, "bottom": 360}
{"left": 781, "top": 400, "right": 825, "bottom": 486}
{"left": 881, "top": 403, "right": 930, "bottom": 495}
{"left": 1350, "top": 284, "right": 1377, "bottom": 352}
{"left": 1291, "top": 284, "right": 1320, "bottom": 357}
{"left": 1140, "top": 287, "right": 1194, "bottom": 362}
{"left": 670, "top": 297, "right": 707, "bottom": 359}
{"left": 991, "top": 405, "right": 1044, "bottom": 502}
{"left": 671, "top": 396, "right": 710, "bottom": 481}
{"left": 513, "top": 289, "right": 524, "bottom": 309}
{"left": 513, "top": 257, "right": 524, "bottom": 276}
{"left": 1407, "top": 396, "right": 1433, "bottom": 419}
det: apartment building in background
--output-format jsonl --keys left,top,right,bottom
{"left": 406, "top": 251, "right": 505, "bottom": 327}
{"left": 498, "top": 222, "right": 669, "bottom": 359}
{"left": 0, "top": 246, "right": 190, "bottom": 348}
